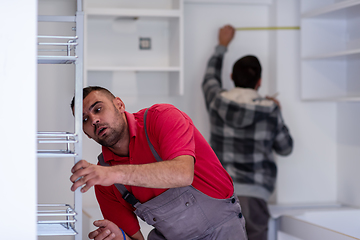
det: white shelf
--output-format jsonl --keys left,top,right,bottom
{"left": 300, "top": 0, "right": 360, "bottom": 102}
{"left": 85, "top": 0, "right": 181, "bottom": 10}
{"left": 302, "top": 48, "right": 360, "bottom": 60}
{"left": 37, "top": 35, "right": 78, "bottom": 64}
{"left": 301, "top": 96, "right": 360, "bottom": 102}
{"left": 185, "top": 0, "right": 272, "bottom": 4}
{"left": 37, "top": 132, "right": 77, "bottom": 142}
{"left": 86, "top": 8, "right": 181, "bottom": 18}
{"left": 88, "top": 66, "right": 181, "bottom": 72}
{"left": 38, "top": 224, "right": 77, "bottom": 236}
{"left": 37, "top": 132, "right": 78, "bottom": 157}
{"left": 279, "top": 209, "right": 360, "bottom": 240}
{"left": 38, "top": 56, "right": 78, "bottom": 64}
{"left": 38, "top": 15, "right": 76, "bottom": 23}
{"left": 84, "top": 0, "right": 184, "bottom": 95}
{"left": 37, "top": 204, "right": 78, "bottom": 236}
{"left": 37, "top": 150, "right": 77, "bottom": 158}
{"left": 302, "top": 0, "right": 360, "bottom": 18}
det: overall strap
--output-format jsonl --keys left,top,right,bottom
{"left": 144, "top": 108, "right": 163, "bottom": 162}
{"left": 97, "top": 153, "right": 139, "bottom": 207}
{"left": 97, "top": 107, "right": 163, "bottom": 207}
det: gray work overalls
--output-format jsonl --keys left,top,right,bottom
{"left": 98, "top": 109, "right": 247, "bottom": 240}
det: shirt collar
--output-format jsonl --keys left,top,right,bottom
{"left": 102, "top": 111, "right": 137, "bottom": 162}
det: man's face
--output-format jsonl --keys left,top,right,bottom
{"left": 82, "top": 91, "right": 126, "bottom": 148}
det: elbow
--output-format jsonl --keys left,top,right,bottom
{"left": 175, "top": 155, "right": 195, "bottom": 187}
{"left": 179, "top": 168, "right": 194, "bottom": 187}
{"left": 276, "top": 144, "right": 293, "bottom": 156}
{"left": 184, "top": 172, "right": 194, "bottom": 186}
{"left": 274, "top": 137, "right": 293, "bottom": 156}
{"left": 277, "top": 147, "right": 293, "bottom": 156}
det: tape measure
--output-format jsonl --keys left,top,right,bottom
{"left": 236, "top": 26, "right": 300, "bottom": 31}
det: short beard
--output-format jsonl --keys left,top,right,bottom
{"left": 96, "top": 103, "right": 124, "bottom": 148}
{"left": 97, "top": 127, "right": 122, "bottom": 148}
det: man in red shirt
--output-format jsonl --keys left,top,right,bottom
{"left": 70, "top": 86, "right": 247, "bottom": 240}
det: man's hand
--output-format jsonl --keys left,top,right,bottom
{"left": 265, "top": 96, "right": 281, "bottom": 109}
{"left": 70, "top": 160, "right": 115, "bottom": 193}
{"left": 219, "top": 24, "right": 235, "bottom": 47}
{"left": 89, "top": 219, "right": 131, "bottom": 240}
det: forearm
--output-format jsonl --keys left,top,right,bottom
{"left": 202, "top": 45, "right": 227, "bottom": 109}
{"left": 130, "top": 231, "right": 144, "bottom": 240}
{"left": 110, "top": 155, "right": 194, "bottom": 189}
{"left": 203, "top": 45, "right": 226, "bottom": 87}
{"left": 203, "top": 24, "right": 233, "bottom": 89}
{"left": 274, "top": 126, "right": 293, "bottom": 156}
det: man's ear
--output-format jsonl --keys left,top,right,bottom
{"left": 230, "top": 73, "right": 234, "bottom": 81}
{"left": 113, "top": 97, "right": 125, "bottom": 113}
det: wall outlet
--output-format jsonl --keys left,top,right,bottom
{"left": 139, "top": 37, "right": 151, "bottom": 50}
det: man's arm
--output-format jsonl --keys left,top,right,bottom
{"left": 70, "top": 155, "right": 194, "bottom": 193}
{"left": 71, "top": 104, "right": 196, "bottom": 193}
{"left": 202, "top": 25, "right": 235, "bottom": 110}
{"left": 273, "top": 111, "right": 293, "bottom": 156}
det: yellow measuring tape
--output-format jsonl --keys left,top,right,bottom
{"left": 236, "top": 26, "right": 300, "bottom": 31}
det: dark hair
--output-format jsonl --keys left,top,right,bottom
{"left": 232, "top": 55, "right": 262, "bottom": 89}
{"left": 70, "top": 86, "right": 115, "bottom": 111}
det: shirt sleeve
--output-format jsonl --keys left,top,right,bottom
{"left": 272, "top": 110, "right": 293, "bottom": 156}
{"left": 94, "top": 185, "right": 141, "bottom": 237}
{"left": 147, "top": 105, "right": 196, "bottom": 161}
{"left": 202, "top": 45, "right": 227, "bottom": 111}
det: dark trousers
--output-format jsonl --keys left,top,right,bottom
{"left": 237, "top": 196, "right": 270, "bottom": 240}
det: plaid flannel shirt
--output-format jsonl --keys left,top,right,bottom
{"left": 202, "top": 45, "right": 293, "bottom": 201}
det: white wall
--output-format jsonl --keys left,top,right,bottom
{"left": 183, "top": 0, "right": 338, "bottom": 204}
{"left": 270, "top": 0, "right": 338, "bottom": 204}
{"left": 35, "top": 1, "right": 360, "bottom": 239}
{"left": 183, "top": 1, "right": 272, "bottom": 138}
{"left": 0, "top": 1, "right": 38, "bottom": 239}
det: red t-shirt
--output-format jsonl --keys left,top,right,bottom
{"left": 95, "top": 104, "right": 233, "bottom": 236}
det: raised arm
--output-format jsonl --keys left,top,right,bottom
{"left": 202, "top": 25, "right": 235, "bottom": 110}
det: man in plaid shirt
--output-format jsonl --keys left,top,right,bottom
{"left": 202, "top": 25, "right": 293, "bottom": 240}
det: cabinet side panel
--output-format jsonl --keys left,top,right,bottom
{"left": 0, "top": 0, "right": 38, "bottom": 239}
{"left": 337, "top": 102, "right": 360, "bottom": 207}
{"left": 346, "top": 55, "right": 360, "bottom": 97}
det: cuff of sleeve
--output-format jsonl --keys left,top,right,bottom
{"left": 215, "top": 45, "right": 227, "bottom": 56}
